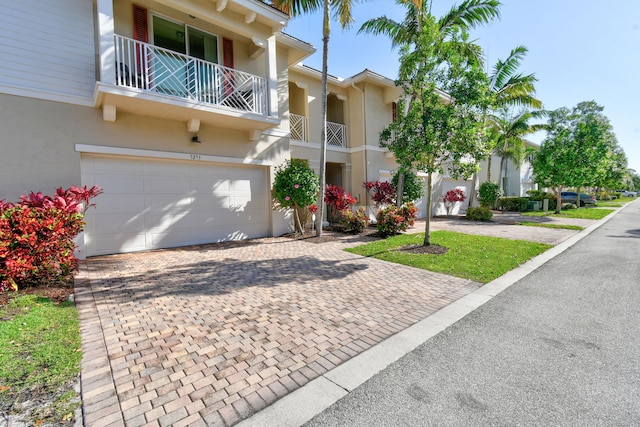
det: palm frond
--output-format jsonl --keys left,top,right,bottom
{"left": 439, "top": 0, "right": 501, "bottom": 32}
{"left": 272, "top": 0, "right": 323, "bottom": 17}
{"left": 490, "top": 45, "right": 528, "bottom": 90}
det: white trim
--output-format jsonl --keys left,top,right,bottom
{"left": 291, "top": 141, "right": 389, "bottom": 154}
{"left": 262, "top": 128, "right": 289, "bottom": 137}
{"left": 0, "top": 83, "right": 93, "bottom": 107}
{"left": 75, "top": 144, "right": 273, "bottom": 166}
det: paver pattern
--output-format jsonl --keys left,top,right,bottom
{"left": 76, "top": 234, "right": 481, "bottom": 426}
{"left": 76, "top": 215, "right": 589, "bottom": 426}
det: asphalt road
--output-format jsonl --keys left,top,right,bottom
{"left": 306, "top": 201, "right": 640, "bottom": 426}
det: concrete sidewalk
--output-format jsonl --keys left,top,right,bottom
{"left": 75, "top": 212, "right": 605, "bottom": 426}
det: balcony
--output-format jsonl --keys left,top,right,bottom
{"left": 94, "top": 35, "right": 279, "bottom": 132}
{"left": 290, "top": 113, "right": 307, "bottom": 141}
{"left": 327, "top": 121, "right": 346, "bottom": 148}
{"left": 289, "top": 115, "right": 346, "bottom": 147}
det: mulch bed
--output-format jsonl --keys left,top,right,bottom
{"left": 0, "top": 283, "right": 74, "bottom": 307}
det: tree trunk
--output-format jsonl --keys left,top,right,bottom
{"left": 315, "top": 0, "right": 330, "bottom": 237}
{"left": 423, "top": 172, "right": 433, "bottom": 246}
{"left": 555, "top": 185, "right": 563, "bottom": 214}
{"left": 396, "top": 172, "right": 405, "bottom": 207}
{"left": 576, "top": 186, "right": 582, "bottom": 209}
{"left": 468, "top": 172, "right": 477, "bottom": 208}
{"left": 487, "top": 155, "right": 492, "bottom": 181}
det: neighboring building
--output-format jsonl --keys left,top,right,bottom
{"left": 0, "top": 0, "right": 532, "bottom": 258}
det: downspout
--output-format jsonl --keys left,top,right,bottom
{"left": 352, "top": 82, "right": 368, "bottom": 216}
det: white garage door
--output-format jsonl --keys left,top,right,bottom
{"left": 82, "top": 154, "right": 270, "bottom": 256}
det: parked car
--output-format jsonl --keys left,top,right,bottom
{"left": 619, "top": 190, "right": 638, "bottom": 197}
{"left": 559, "top": 192, "right": 597, "bottom": 207}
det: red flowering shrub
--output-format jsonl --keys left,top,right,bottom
{"left": 363, "top": 181, "right": 395, "bottom": 207}
{"left": 0, "top": 185, "right": 102, "bottom": 292}
{"left": 324, "top": 184, "right": 357, "bottom": 224}
{"left": 442, "top": 189, "right": 466, "bottom": 216}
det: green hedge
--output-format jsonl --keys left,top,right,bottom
{"left": 466, "top": 207, "right": 493, "bottom": 222}
{"left": 498, "top": 197, "right": 529, "bottom": 212}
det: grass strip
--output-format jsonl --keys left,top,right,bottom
{"left": 522, "top": 208, "right": 614, "bottom": 220}
{"left": 519, "top": 222, "right": 584, "bottom": 230}
{"left": 345, "top": 230, "right": 551, "bottom": 283}
{"left": 0, "top": 294, "right": 82, "bottom": 425}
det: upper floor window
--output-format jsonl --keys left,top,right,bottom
{"left": 151, "top": 15, "right": 219, "bottom": 63}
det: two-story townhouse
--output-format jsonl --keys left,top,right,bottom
{"left": 287, "top": 65, "right": 476, "bottom": 218}
{"left": 0, "top": 0, "right": 315, "bottom": 257}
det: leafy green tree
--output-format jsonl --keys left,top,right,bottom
{"left": 533, "top": 101, "right": 620, "bottom": 212}
{"left": 360, "top": 0, "right": 500, "bottom": 207}
{"left": 392, "top": 169, "right": 424, "bottom": 202}
{"left": 272, "top": 159, "right": 319, "bottom": 233}
{"left": 380, "top": 11, "right": 493, "bottom": 246}
{"left": 273, "top": 0, "right": 360, "bottom": 237}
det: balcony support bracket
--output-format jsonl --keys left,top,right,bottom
{"left": 187, "top": 119, "right": 201, "bottom": 133}
{"left": 103, "top": 104, "right": 116, "bottom": 122}
{"left": 249, "top": 129, "right": 261, "bottom": 141}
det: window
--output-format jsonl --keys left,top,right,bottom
{"left": 151, "top": 15, "right": 219, "bottom": 62}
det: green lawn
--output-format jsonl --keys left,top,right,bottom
{"left": 519, "top": 222, "right": 584, "bottom": 230}
{"left": 0, "top": 294, "right": 82, "bottom": 425}
{"left": 345, "top": 230, "right": 551, "bottom": 283}
{"left": 522, "top": 208, "right": 614, "bottom": 220}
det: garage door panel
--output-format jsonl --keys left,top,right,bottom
{"left": 92, "top": 233, "right": 148, "bottom": 254}
{"left": 91, "top": 156, "right": 145, "bottom": 174}
{"left": 147, "top": 177, "right": 191, "bottom": 194}
{"left": 94, "top": 174, "right": 145, "bottom": 194}
{"left": 82, "top": 154, "right": 270, "bottom": 256}
{"left": 90, "top": 213, "right": 147, "bottom": 234}
{"left": 92, "top": 194, "right": 147, "bottom": 214}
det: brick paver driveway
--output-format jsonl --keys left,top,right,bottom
{"left": 76, "top": 234, "right": 481, "bottom": 427}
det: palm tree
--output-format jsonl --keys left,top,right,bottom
{"left": 490, "top": 109, "right": 545, "bottom": 194}
{"left": 484, "top": 46, "right": 542, "bottom": 181}
{"left": 273, "top": 0, "right": 356, "bottom": 237}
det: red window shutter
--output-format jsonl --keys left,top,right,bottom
{"left": 223, "top": 38, "right": 234, "bottom": 68}
{"left": 133, "top": 5, "right": 148, "bottom": 42}
{"left": 392, "top": 102, "right": 397, "bottom": 122}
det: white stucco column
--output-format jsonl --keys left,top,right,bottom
{"left": 265, "top": 35, "right": 278, "bottom": 118}
{"left": 96, "top": 0, "right": 116, "bottom": 85}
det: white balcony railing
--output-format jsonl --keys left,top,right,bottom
{"left": 326, "top": 121, "right": 346, "bottom": 147}
{"left": 290, "top": 113, "right": 307, "bottom": 141}
{"left": 113, "top": 35, "right": 268, "bottom": 116}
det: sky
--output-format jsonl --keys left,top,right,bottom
{"left": 282, "top": 0, "right": 640, "bottom": 173}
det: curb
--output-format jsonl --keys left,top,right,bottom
{"left": 237, "top": 204, "right": 627, "bottom": 427}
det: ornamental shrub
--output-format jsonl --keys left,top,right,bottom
{"left": 478, "top": 181, "right": 501, "bottom": 208}
{"left": 562, "top": 203, "right": 577, "bottom": 210}
{"left": 0, "top": 185, "right": 102, "bottom": 292}
{"left": 340, "top": 208, "right": 369, "bottom": 233}
{"left": 400, "top": 202, "right": 418, "bottom": 227}
{"left": 466, "top": 206, "right": 493, "bottom": 222}
{"left": 376, "top": 205, "right": 409, "bottom": 237}
{"left": 325, "top": 184, "right": 357, "bottom": 224}
{"left": 272, "top": 159, "right": 319, "bottom": 233}
{"left": 363, "top": 181, "right": 395, "bottom": 207}
{"left": 442, "top": 189, "right": 466, "bottom": 216}
{"left": 497, "top": 197, "right": 529, "bottom": 212}
{"left": 392, "top": 170, "right": 424, "bottom": 203}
